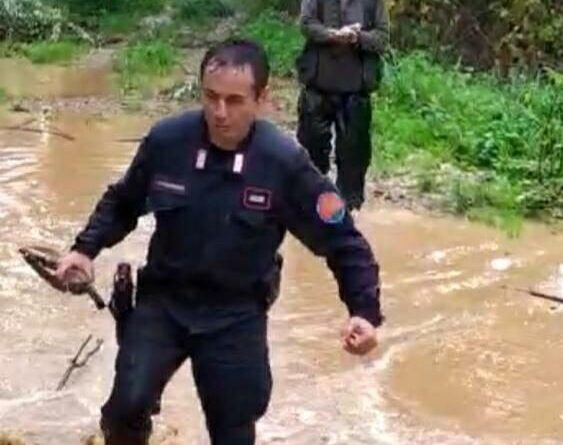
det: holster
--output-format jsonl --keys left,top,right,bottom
{"left": 108, "top": 262, "right": 134, "bottom": 345}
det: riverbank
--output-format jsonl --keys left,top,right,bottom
{"left": 1, "top": 10, "right": 561, "bottom": 235}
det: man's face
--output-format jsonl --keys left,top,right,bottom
{"left": 201, "top": 62, "right": 266, "bottom": 149}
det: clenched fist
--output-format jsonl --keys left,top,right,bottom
{"left": 341, "top": 316, "right": 378, "bottom": 355}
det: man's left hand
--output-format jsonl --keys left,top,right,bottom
{"left": 339, "top": 23, "right": 362, "bottom": 44}
{"left": 341, "top": 316, "right": 378, "bottom": 355}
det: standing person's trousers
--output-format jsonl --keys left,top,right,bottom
{"left": 297, "top": 88, "right": 373, "bottom": 210}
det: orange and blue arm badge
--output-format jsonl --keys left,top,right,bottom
{"left": 316, "top": 191, "right": 346, "bottom": 224}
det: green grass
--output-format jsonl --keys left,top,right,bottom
{"left": 373, "top": 52, "right": 563, "bottom": 229}
{"left": 99, "top": 13, "right": 140, "bottom": 35}
{"left": 20, "top": 41, "right": 86, "bottom": 64}
{"left": 0, "top": 43, "right": 20, "bottom": 58}
{"left": 467, "top": 207, "right": 523, "bottom": 238}
{"left": 0, "top": 87, "right": 7, "bottom": 103}
{"left": 240, "top": 10, "right": 303, "bottom": 76}
{"left": 61, "top": 0, "right": 167, "bottom": 19}
{"left": 173, "top": 0, "right": 233, "bottom": 23}
{"left": 1, "top": 40, "right": 85, "bottom": 64}
{"left": 114, "top": 39, "right": 180, "bottom": 94}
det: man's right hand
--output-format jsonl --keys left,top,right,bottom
{"left": 55, "top": 250, "right": 95, "bottom": 289}
{"left": 329, "top": 28, "right": 358, "bottom": 44}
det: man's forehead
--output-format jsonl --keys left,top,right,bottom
{"left": 202, "top": 62, "right": 256, "bottom": 96}
{"left": 204, "top": 60, "right": 253, "bottom": 78}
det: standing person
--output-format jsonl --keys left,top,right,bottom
{"left": 296, "top": 0, "right": 390, "bottom": 211}
{"left": 56, "top": 39, "right": 383, "bottom": 445}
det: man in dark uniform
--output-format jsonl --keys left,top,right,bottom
{"left": 296, "top": 0, "right": 390, "bottom": 211}
{"left": 56, "top": 39, "right": 383, "bottom": 445}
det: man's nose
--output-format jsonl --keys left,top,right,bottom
{"left": 214, "top": 99, "right": 227, "bottom": 119}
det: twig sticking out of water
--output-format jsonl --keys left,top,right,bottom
{"left": 502, "top": 285, "right": 563, "bottom": 304}
{"left": 57, "top": 334, "right": 104, "bottom": 391}
{"left": 8, "top": 117, "right": 37, "bottom": 130}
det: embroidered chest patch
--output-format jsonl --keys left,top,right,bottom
{"left": 152, "top": 176, "right": 186, "bottom": 195}
{"left": 243, "top": 187, "right": 272, "bottom": 210}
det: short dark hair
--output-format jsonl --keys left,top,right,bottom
{"left": 200, "top": 39, "right": 270, "bottom": 96}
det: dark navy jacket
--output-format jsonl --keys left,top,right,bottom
{"left": 72, "top": 110, "right": 383, "bottom": 328}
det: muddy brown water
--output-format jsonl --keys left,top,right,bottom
{"left": 0, "top": 59, "right": 562, "bottom": 445}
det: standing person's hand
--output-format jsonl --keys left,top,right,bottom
{"left": 339, "top": 23, "right": 362, "bottom": 44}
{"left": 341, "top": 316, "right": 378, "bottom": 355}
{"left": 55, "top": 250, "right": 95, "bottom": 291}
{"left": 329, "top": 27, "right": 358, "bottom": 44}
{"left": 347, "top": 23, "right": 362, "bottom": 33}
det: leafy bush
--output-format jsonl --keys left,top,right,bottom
{"left": 21, "top": 40, "right": 85, "bottom": 64}
{"left": 374, "top": 52, "right": 563, "bottom": 220}
{"left": 115, "top": 39, "right": 179, "bottom": 93}
{"left": 174, "top": 0, "right": 233, "bottom": 22}
{"left": 98, "top": 13, "right": 139, "bottom": 35}
{"left": 0, "top": 0, "right": 65, "bottom": 41}
{"left": 389, "top": 0, "right": 562, "bottom": 72}
{"left": 240, "top": 10, "right": 303, "bottom": 76}
{"left": 235, "top": 0, "right": 300, "bottom": 15}
{"left": 57, "top": 0, "right": 166, "bottom": 19}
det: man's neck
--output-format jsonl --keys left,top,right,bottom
{"left": 209, "top": 135, "right": 239, "bottom": 151}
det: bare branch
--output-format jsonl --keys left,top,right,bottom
{"left": 57, "top": 335, "right": 104, "bottom": 391}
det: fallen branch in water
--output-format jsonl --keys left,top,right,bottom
{"left": 0, "top": 126, "right": 75, "bottom": 141}
{"left": 57, "top": 334, "right": 104, "bottom": 391}
{"left": 501, "top": 285, "right": 563, "bottom": 304}
{"left": 8, "top": 117, "right": 37, "bottom": 130}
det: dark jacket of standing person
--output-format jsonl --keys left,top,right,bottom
{"left": 296, "top": 0, "right": 390, "bottom": 211}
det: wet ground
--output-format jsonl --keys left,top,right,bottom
{"left": 0, "top": 57, "right": 562, "bottom": 445}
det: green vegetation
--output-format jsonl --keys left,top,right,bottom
{"left": 0, "top": 0, "right": 66, "bottom": 41}
{"left": 0, "top": 40, "right": 85, "bottom": 64}
{"left": 58, "top": 0, "right": 167, "bottom": 22}
{"left": 237, "top": 0, "right": 300, "bottom": 15}
{"left": 173, "top": 0, "right": 233, "bottom": 23}
{"left": 1, "top": 3, "right": 561, "bottom": 230}
{"left": 0, "top": 87, "right": 7, "bottom": 103}
{"left": 373, "top": 52, "right": 562, "bottom": 230}
{"left": 115, "top": 40, "right": 179, "bottom": 94}
{"left": 390, "top": 0, "right": 562, "bottom": 73}
{"left": 240, "top": 10, "right": 303, "bottom": 76}
{"left": 0, "top": 42, "right": 18, "bottom": 57}
{"left": 98, "top": 13, "right": 139, "bottom": 35}
{"left": 21, "top": 40, "right": 86, "bottom": 64}
{"left": 60, "top": 0, "right": 169, "bottom": 38}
